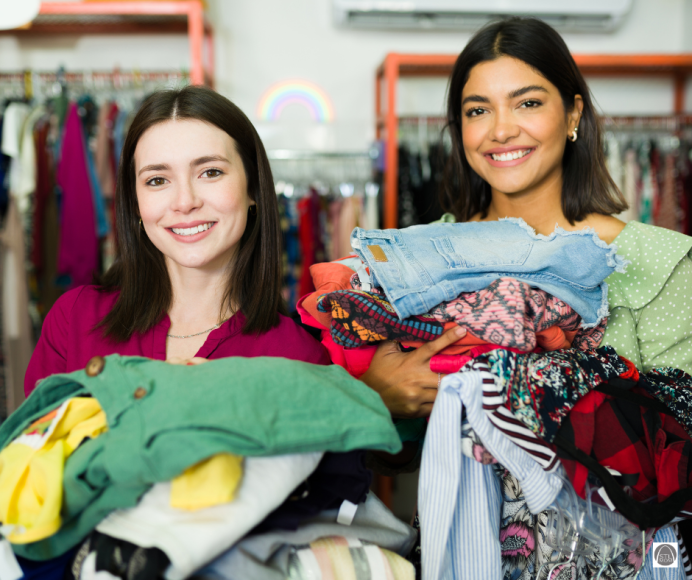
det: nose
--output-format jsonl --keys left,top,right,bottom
{"left": 171, "top": 179, "right": 202, "bottom": 214}
{"left": 489, "top": 107, "right": 521, "bottom": 143}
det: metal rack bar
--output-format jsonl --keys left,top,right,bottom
{"left": 1, "top": 2, "right": 213, "bottom": 88}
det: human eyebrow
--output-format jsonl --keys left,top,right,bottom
{"left": 508, "top": 85, "right": 548, "bottom": 99}
{"left": 138, "top": 163, "right": 170, "bottom": 177}
{"left": 190, "top": 155, "right": 231, "bottom": 168}
{"left": 461, "top": 94, "right": 490, "bottom": 106}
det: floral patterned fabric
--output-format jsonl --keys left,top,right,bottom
{"left": 498, "top": 469, "right": 653, "bottom": 580}
{"left": 638, "top": 367, "right": 692, "bottom": 438}
{"left": 474, "top": 346, "right": 632, "bottom": 443}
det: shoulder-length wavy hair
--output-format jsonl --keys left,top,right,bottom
{"left": 442, "top": 17, "right": 627, "bottom": 223}
{"left": 99, "top": 85, "right": 285, "bottom": 342}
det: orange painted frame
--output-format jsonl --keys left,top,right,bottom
{"left": 13, "top": 2, "right": 213, "bottom": 86}
{"left": 376, "top": 53, "right": 692, "bottom": 229}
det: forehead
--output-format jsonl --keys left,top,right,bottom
{"left": 134, "top": 119, "right": 236, "bottom": 165}
{"left": 462, "top": 56, "right": 555, "bottom": 97}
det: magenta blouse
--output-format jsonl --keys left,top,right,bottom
{"left": 25, "top": 285, "right": 331, "bottom": 397}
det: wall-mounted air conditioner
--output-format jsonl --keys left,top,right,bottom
{"left": 332, "top": 0, "right": 633, "bottom": 32}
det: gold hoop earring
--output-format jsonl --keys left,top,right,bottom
{"left": 139, "top": 218, "right": 143, "bottom": 228}
{"left": 249, "top": 205, "right": 257, "bottom": 216}
{"left": 570, "top": 127, "right": 578, "bottom": 142}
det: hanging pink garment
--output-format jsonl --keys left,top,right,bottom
{"left": 56, "top": 103, "right": 99, "bottom": 288}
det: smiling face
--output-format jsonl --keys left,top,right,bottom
{"left": 134, "top": 119, "right": 254, "bottom": 272}
{"left": 461, "top": 56, "right": 582, "bottom": 200}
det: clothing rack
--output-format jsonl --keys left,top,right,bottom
{"left": 0, "top": 69, "right": 190, "bottom": 101}
{"left": 0, "top": 1, "right": 213, "bottom": 87}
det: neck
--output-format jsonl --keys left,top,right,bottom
{"left": 485, "top": 170, "right": 566, "bottom": 235}
{"left": 166, "top": 259, "right": 232, "bottom": 332}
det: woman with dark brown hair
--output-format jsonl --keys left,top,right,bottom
{"left": 362, "top": 16, "right": 692, "bottom": 417}
{"left": 24, "top": 85, "right": 329, "bottom": 394}
{"left": 360, "top": 16, "right": 692, "bottom": 579}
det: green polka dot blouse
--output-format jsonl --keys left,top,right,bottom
{"left": 602, "top": 220, "right": 692, "bottom": 374}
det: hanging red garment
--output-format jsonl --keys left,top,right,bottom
{"left": 56, "top": 103, "right": 99, "bottom": 288}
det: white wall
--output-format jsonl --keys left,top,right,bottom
{"left": 2, "top": 0, "right": 692, "bottom": 150}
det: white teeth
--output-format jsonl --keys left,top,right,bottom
{"left": 171, "top": 222, "right": 213, "bottom": 236}
{"left": 490, "top": 149, "right": 531, "bottom": 162}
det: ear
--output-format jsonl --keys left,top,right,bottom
{"left": 569, "top": 95, "right": 584, "bottom": 132}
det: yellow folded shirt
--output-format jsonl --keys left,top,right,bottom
{"left": 0, "top": 397, "right": 107, "bottom": 544}
{"left": 170, "top": 453, "right": 243, "bottom": 511}
{"left": 0, "top": 397, "right": 243, "bottom": 544}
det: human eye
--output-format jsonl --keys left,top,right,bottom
{"left": 201, "top": 168, "right": 223, "bottom": 178}
{"left": 145, "top": 176, "right": 167, "bottom": 187}
{"left": 519, "top": 99, "right": 543, "bottom": 109}
{"left": 464, "top": 107, "right": 487, "bottom": 118}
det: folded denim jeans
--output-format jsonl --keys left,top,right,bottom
{"left": 350, "top": 217, "right": 628, "bottom": 328}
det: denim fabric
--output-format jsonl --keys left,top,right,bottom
{"left": 350, "top": 218, "right": 628, "bottom": 328}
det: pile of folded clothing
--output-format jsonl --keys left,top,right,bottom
{"left": 0, "top": 355, "right": 417, "bottom": 579}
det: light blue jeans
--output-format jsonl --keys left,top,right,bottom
{"left": 350, "top": 217, "right": 628, "bottom": 328}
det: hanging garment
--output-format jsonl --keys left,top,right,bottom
{"left": 620, "top": 147, "right": 640, "bottom": 222}
{"left": 198, "top": 493, "right": 416, "bottom": 580}
{"left": 0, "top": 199, "right": 33, "bottom": 414}
{"left": 1, "top": 102, "right": 30, "bottom": 206}
{"left": 56, "top": 103, "right": 99, "bottom": 289}
{"left": 657, "top": 151, "right": 681, "bottom": 231}
{"left": 94, "top": 101, "right": 116, "bottom": 201}
{"left": 4, "top": 354, "right": 400, "bottom": 560}
{"left": 350, "top": 218, "right": 627, "bottom": 326}
{"left": 639, "top": 142, "right": 655, "bottom": 224}
{"left": 606, "top": 134, "right": 624, "bottom": 197}
{"left": 95, "top": 453, "right": 323, "bottom": 580}
{"left": 15, "top": 105, "right": 45, "bottom": 214}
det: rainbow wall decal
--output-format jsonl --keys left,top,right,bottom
{"left": 257, "top": 79, "right": 334, "bottom": 123}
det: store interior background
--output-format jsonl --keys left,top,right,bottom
{"left": 3, "top": 0, "right": 691, "bottom": 521}
{"left": 5, "top": 0, "right": 692, "bottom": 152}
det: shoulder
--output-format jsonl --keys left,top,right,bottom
{"left": 580, "top": 214, "right": 626, "bottom": 245}
{"left": 52, "top": 284, "right": 118, "bottom": 317}
{"left": 606, "top": 221, "right": 692, "bottom": 310}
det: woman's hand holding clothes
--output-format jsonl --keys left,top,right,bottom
{"left": 361, "top": 326, "right": 466, "bottom": 418}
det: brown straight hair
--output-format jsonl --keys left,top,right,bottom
{"left": 98, "top": 85, "right": 286, "bottom": 342}
{"left": 443, "top": 17, "right": 627, "bottom": 223}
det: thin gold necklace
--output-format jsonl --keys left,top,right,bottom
{"left": 167, "top": 318, "right": 230, "bottom": 339}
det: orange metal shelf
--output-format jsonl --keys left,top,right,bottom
{"left": 376, "top": 52, "right": 692, "bottom": 229}
{"left": 1, "top": 1, "right": 213, "bottom": 87}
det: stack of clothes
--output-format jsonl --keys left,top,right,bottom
{"left": 0, "top": 356, "right": 417, "bottom": 580}
{"left": 299, "top": 217, "right": 692, "bottom": 580}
